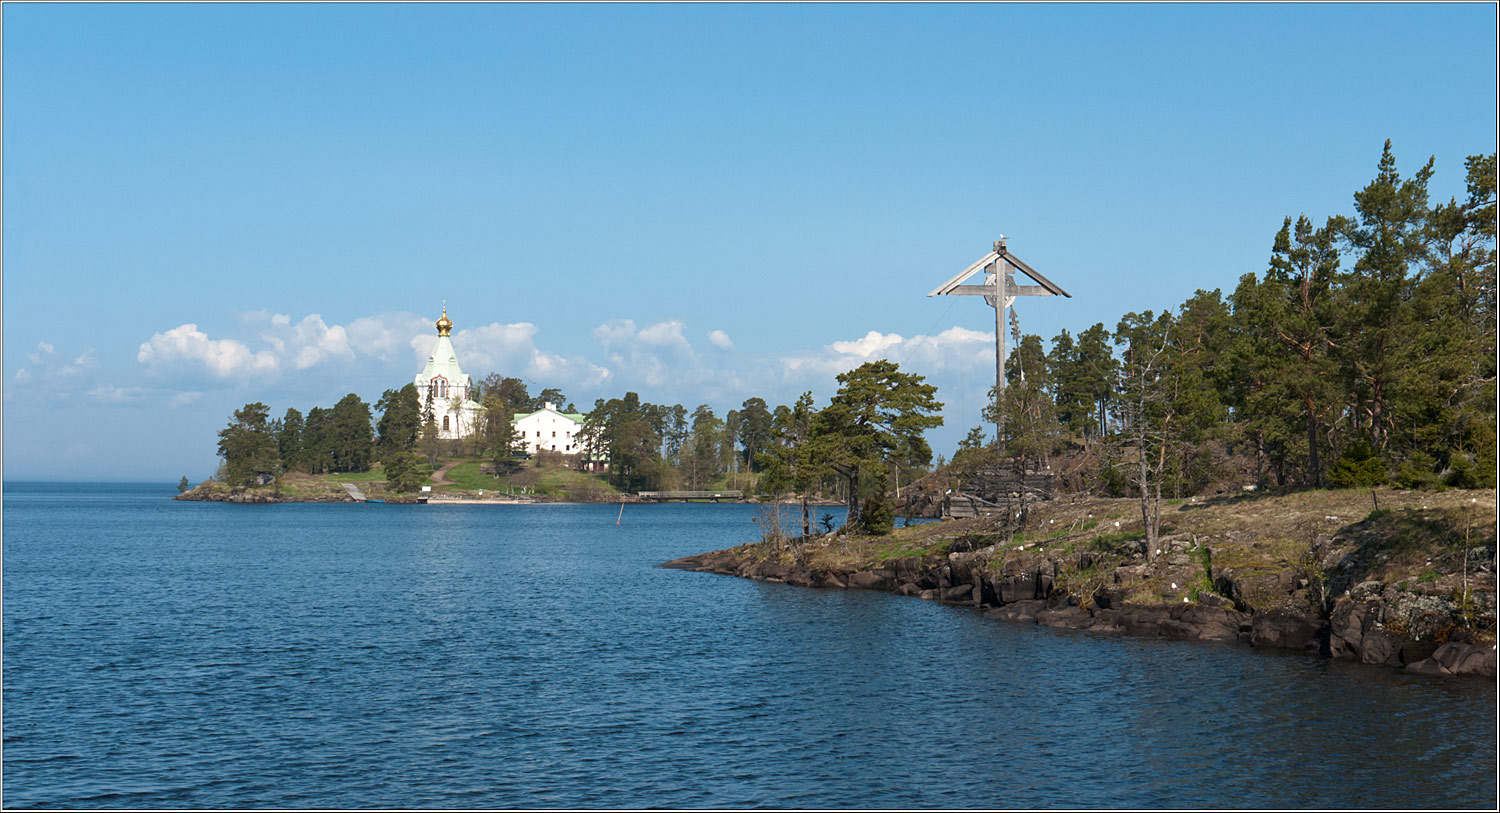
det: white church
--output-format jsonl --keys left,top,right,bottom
{"left": 413, "top": 306, "right": 600, "bottom": 465}
{"left": 416, "top": 306, "right": 485, "bottom": 440}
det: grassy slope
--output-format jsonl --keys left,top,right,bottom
{"left": 428, "top": 459, "right": 619, "bottom": 500}
{"left": 741, "top": 487, "right": 1497, "bottom": 624}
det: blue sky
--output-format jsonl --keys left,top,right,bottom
{"left": 4, "top": 3, "right": 1496, "bottom": 481}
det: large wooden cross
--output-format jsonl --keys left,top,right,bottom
{"left": 926, "top": 237, "right": 1070, "bottom": 439}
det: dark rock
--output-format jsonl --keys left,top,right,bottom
{"left": 986, "top": 600, "right": 1044, "bottom": 623}
{"left": 1358, "top": 628, "right": 1402, "bottom": 666}
{"left": 887, "top": 556, "right": 927, "bottom": 584}
{"left": 940, "top": 584, "right": 978, "bottom": 604}
{"left": 1173, "top": 604, "right": 1249, "bottom": 642}
{"left": 846, "top": 570, "right": 894, "bottom": 590}
{"left": 1328, "top": 599, "right": 1412, "bottom": 666}
{"left": 997, "top": 568, "right": 1050, "bottom": 603}
{"left": 1413, "top": 641, "right": 1499, "bottom": 677}
{"left": 1328, "top": 600, "right": 1374, "bottom": 660}
{"left": 1406, "top": 657, "right": 1450, "bottom": 677}
{"left": 1115, "top": 605, "right": 1172, "bottom": 636}
{"left": 1399, "top": 638, "right": 1440, "bottom": 665}
{"left": 1036, "top": 607, "right": 1094, "bottom": 629}
{"left": 1195, "top": 592, "right": 1234, "bottom": 609}
{"left": 1088, "top": 609, "right": 1122, "bottom": 633}
{"left": 979, "top": 576, "right": 1003, "bottom": 607}
{"left": 1250, "top": 609, "right": 1327, "bottom": 653}
{"left": 1092, "top": 590, "right": 1123, "bottom": 610}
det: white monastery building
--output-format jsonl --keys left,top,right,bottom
{"left": 416, "top": 306, "right": 485, "bottom": 440}
{"left": 513, "top": 402, "right": 588, "bottom": 456}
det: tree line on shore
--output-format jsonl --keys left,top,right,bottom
{"left": 212, "top": 359, "right": 945, "bottom": 536}
{"left": 971, "top": 143, "right": 1495, "bottom": 554}
{"left": 211, "top": 142, "right": 1494, "bottom": 544}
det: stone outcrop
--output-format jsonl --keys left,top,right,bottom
{"left": 663, "top": 531, "right": 1495, "bottom": 679}
{"left": 1405, "top": 642, "right": 1498, "bottom": 677}
{"left": 175, "top": 487, "right": 354, "bottom": 503}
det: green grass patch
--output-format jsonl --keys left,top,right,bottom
{"left": 307, "top": 465, "right": 388, "bottom": 483}
{"left": 531, "top": 468, "right": 620, "bottom": 500}
{"left": 444, "top": 461, "right": 505, "bottom": 491}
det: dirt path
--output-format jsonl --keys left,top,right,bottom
{"left": 430, "top": 460, "right": 463, "bottom": 486}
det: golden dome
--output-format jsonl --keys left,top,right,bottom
{"left": 436, "top": 304, "right": 453, "bottom": 336}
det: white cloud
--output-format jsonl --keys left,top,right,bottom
{"left": 89, "top": 384, "right": 146, "bottom": 403}
{"left": 637, "top": 320, "right": 693, "bottom": 353}
{"left": 830, "top": 330, "right": 906, "bottom": 358}
{"left": 170, "top": 391, "right": 204, "bottom": 409}
{"left": 778, "top": 326, "right": 994, "bottom": 383}
{"left": 245, "top": 312, "right": 354, "bottom": 371}
{"left": 138, "top": 324, "right": 281, "bottom": 379}
{"left": 346, "top": 312, "right": 433, "bottom": 362}
{"left": 24, "top": 342, "right": 100, "bottom": 380}
{"left": 589, "top": 319, "right": 700, "bottom": 388}
{"left": 132, "top": 310, "right": 615, "bottom": 399}
{"left": 707, "top": 329, "right": 734, "bottom": 350}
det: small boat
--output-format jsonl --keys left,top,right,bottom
{"left": 365, "top": 498, "right": 386, "bottom": 504}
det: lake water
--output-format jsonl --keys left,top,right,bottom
{"left": 4, "top": 482, "right": 1495, "bottom": 809}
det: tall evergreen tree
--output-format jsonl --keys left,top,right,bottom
{"left": 216, "top": 402, "right": 280, "bottom": 488}
{"left": 582, "top": 392, "right": 667, "bottom": 492}
{"left": 329, "top": 393, "right": 375, "bottom": 473}
{"left": 685, "top": 404, "right": 724, "bottom": 489}
{"left": 277, "top": 407, "right": 305, "bottom": 474}
{"left": 1329, "top": 140, "right": 1435, "bottom": 453}
{"left": 809, "top": 360, "right": 943, "bottom": 530}
{"left": 761, "top": 392, "right": 823, "bottom": 537}
{"left": 737, "top": 397, "right": 774, "bottom": 472}
{"left": 375, "top": 384, "right": 422, "bottom": 460}
{"left": 303, "top": 406, "right": 334, "bottom": 474}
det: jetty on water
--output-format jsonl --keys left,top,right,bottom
{"left": 637, "top": 491, "right": 743, "bottom": 503}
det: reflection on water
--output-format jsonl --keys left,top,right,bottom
{"left": 4, "top": 483, "right": 1495, "bottom": 809}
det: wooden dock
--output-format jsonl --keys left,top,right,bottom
{"left": 637, "top": 490, "right": 744, "bottom": 502}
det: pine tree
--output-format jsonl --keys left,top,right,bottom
{"left": 329, "top": 393, "right": 375, "bottom": 473}
{"left": 809, "top": 360, "right": 943, "bottom": 530}
{"left": 1330, "top": 140, "right": 1435, "bottom": 454}
{"left": 278, "top": 407, "right": 306, "bottom": 473}
{"left": 216, "top": 402, "right": 280, "bottom": 488}
{"left": 375, "top": 384, "right": 422, "bottom": 460}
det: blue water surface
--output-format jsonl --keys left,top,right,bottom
{"left": 4, "top": 482, "right": 1495, "bottom": 809}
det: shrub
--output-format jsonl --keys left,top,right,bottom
{"left": 1394, "top": 452, "right": 1443, "bottom": 490}
{"left": 1444, "top": 453, "right": 1493, "bottom": 489}
{"left": 862, "top": 493, "right": 894, "bottom": 536}
{"left": 1327, "top": 441, "right": 1387, "bottom": 490}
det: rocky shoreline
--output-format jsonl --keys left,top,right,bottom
{"left": 174, "top": 489, "right": 354, "bottom": 504}
{"left": 662, "top": 492, "right": 1498, "bottom": 679}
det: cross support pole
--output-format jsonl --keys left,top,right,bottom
{"left": 926, "top": 236, "right": 1071, "bottom": 444}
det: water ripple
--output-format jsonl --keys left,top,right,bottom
{"left": 4, "top": 483, "right": 1495, "bottom": 809}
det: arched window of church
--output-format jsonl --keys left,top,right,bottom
{"left": 432, "top": 377, "right": 447, "bottom": 399}
{"left": 443, "top": 415, "right": 450, "bottom": 432}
